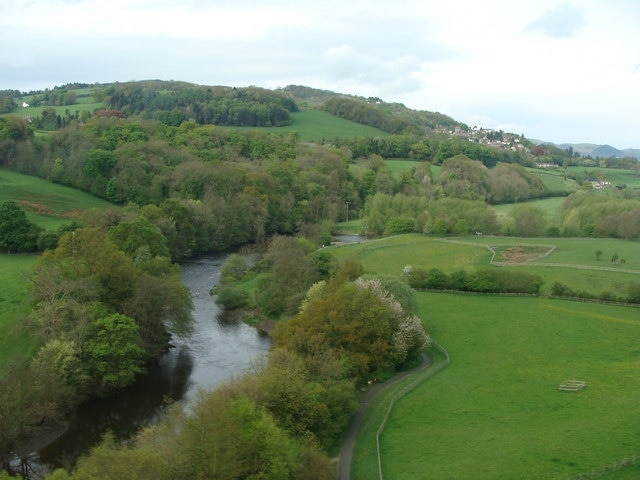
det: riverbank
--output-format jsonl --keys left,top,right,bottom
{"left": 1, "top": 421, "right": 67, "bottom": 465}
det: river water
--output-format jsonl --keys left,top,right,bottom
{"left": 31, "top": 254, "right": 271, "bottom": 474}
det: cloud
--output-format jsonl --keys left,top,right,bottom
{"left": 524, "top": 3, "right": 585, "bottom": 38}
{"left": 320, "top": 45, "right": 425, "bottom": 97}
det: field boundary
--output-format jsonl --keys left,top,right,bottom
{"left": 434, "top": 237, "right": 640, "bottom": 274}
{"left": 566, "top": 453, "right": 640, "bottom": 479}
{"left": 375, "top": 341, "right": 450, "bottom": 480}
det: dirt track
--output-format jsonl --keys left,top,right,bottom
{"left": 338, "top": 354, "right": 430, "bottom": 480}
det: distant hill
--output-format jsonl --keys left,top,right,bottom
{"left": 538, "top": 141, "right": 640, "bottom": 159}
{"left": 5, "top": 80, "right": 638, "bottom": 158}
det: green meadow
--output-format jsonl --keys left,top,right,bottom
{"left": 0, "top": 254, "right": 39, "bottom": 370}
{"left": 566, "top": 166, "right": 640, "bottom": 190}
{"left": 331, "top": 234, "right": 640, "bottom": 296}
{"left": 351, "top": 293, "right": 640, "bottom": 480}
{"left": 236, "top": 109, "right": 390, "bottom": 141}
{"left": 526, "top": 167, "right": 581, "bottom": 195}
{"left": 330, "top": 234, "right": 640, "bottom": 479}
{"left": 383, "top": 159, "right": 422, "bottom": 178}
{"left": 0, "top": 168, "right": 113, "bottom": 230}
{"left": 490, "top": 196, "right": 567, "bottom": 225}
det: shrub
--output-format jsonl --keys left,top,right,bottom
{"left": 425, "top": 268, "right": 449, "bottom": 289}
{"left": 215, "top": 285, "right": 250, "bottom": 310}
{"left": 467, "top": 268, "right": 543, "bottom": 294}
{"left": 550, "top": 281, "right": 573, "bottom": 297}
{"left": 448, "top": 270, "right": 468, "bottom": 291}
{"left": 220, "top": 254, "right": 249, "bottom": 283}
{"left": 626, "top": 282, "right": 640, "bottom": 304}
{"left": 406, "top": 268, "right": 429, "bottom": 289}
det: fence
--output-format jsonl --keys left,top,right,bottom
{"left": 375, "top": 341, "right": 451, "bottom": 480}
{"left": 566, "top": 454, "right": 640, "bottom": 479}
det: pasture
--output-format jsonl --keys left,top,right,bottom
{"left": 567, "top": 166, "right": 640, "bottom": 191}
{"left": 236, "top": 109, "right": 390, "bottom": 141}
{"left": 490, "top": 196, "right": 566, "bottom": 225}
{"left": 0, "top": 254, "right": 39, "bottom": 372}
{"left": 331, "top": 234, "right": 640, "bottom": 478}
{"left": 9, "top": 88, "right": 104, "bottom": 120}
{"left": 0, "top": 168, "right": 113, "bottom": 230}
{"left": 330, "top": 234, "right": 640, "bottom": 296}
{"left": 351, "top": 293, "right": 640, "bottom": 480}
{"left": 526, "top": 167, "right": 581, "bottom": 195}
{"left": 383, "top": 159, "right": 423, "bottom": 178}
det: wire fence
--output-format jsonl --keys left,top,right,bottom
{"left": 375, "top": 341, "right": 451, "bottom": 480}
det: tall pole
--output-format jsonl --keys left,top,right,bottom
{"left": 345, "top": 201, "right": 350, "bottom": 222}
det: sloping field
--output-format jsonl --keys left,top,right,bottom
{"left": 235, "top": 109, "right": 390, "bottom": 141}
{"left": 0, "top": 168, "right": 113, "bottom": 229}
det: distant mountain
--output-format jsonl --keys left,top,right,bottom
{"left": 536, "top": 141, "right": 640, "bottom": 159}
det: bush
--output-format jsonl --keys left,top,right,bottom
{"left": 626, "top": 282, "right": 640, "bottom": 304}
{"left": 220, "top": 254, "right": 249, "bottom": 283}
{"left": 448, "top": 270, "right": 468, "bottom": 290}
{"left": 406, "top": 268, "right": 429, "bottom": 289}
{"left": 466, "top": 268, "right": 543, "bottom": 294}
{"left": 215, "top": 284, "right": 250, "bottom": 310}
{"left": 385, "top": 217, "right": 415, "bottom": 235}
{"left": 424, "top": 268, "right": 449, "bottom": 289}
{"left": 550, "top": 281, "right": 573, "bottom": 297}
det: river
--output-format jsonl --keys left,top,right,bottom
{"left": 27, "top": 254, "right": 271, "bottom": 475}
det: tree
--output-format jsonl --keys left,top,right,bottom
{"left": 43, "top": 227, "right": 138, "bottom": 310}
{"left": 273, "top": 279, "right": 429, "bottom": 380}
{"left": 108, "top": 216, "right": 170, "bottom": 259}
{"left": 0, "top": 359, "right": 70, "bottom": 453}
{"left": 439, "top": 155, "right": 490, "bottom": 201}
{"left": 181, "top": 393, "right": 303, "bottom": 479}
{"left": 0, "top": 200, "right": 42, "bottom": 252}
{"left": 509, "top": 204, "right": 547, "bottom": 237}
{"left": 81, "top": 314, "right": 145, "bottom": 396}
{"left": 251, "top": 348, "right": 357, "bottom": 448}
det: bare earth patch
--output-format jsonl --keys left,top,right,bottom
{"left": 18, "top": 201, "right": 84, "bottom": 218}
{"left": 496, "top": 246, "right": 551, "bottom": 264}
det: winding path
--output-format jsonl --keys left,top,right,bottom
{"left": 337, "top": 353, "right": 432, "bottom": 480}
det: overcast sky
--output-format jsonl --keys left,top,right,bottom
{"left": 2, "top": 0, "right": 639, "bottom": 148}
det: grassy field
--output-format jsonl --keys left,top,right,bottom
{"left": 6, "top": 88, "right": 104, "bottom": 119}
{"left": 526, "top": 167, "right": 581, "bottom": 195}
{"left": 330, "top": 234, "right": 640, "bottom": 296}
{"left": 566, "top": 166, "right": 640, "bottom": 191}
{"left": 383, "top": 159, "right": 423, "bottom": 178}
{"left": 351, "top": 293, "right": 640, "bottom": 480}
{"left": 330, "top": 234, "right": 640, "bottom": 478}
{"left": 0, "top": 254, "right": 40, "bottom": 370}
{"left": 0, "top": 168, "right": 113, "bottom": 230}
{"left": 491, "top": 196, "right": 567, "bottom": 226}
{"left": 235, "top": 109, "right": 390, "bottom": 142}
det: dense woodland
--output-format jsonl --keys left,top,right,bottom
{"left": 1, "top": 80, "right": 640, "bottom": 478}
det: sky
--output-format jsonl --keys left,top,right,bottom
{"left": 2, "top": 0, "right": 640, "bottom": 148}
